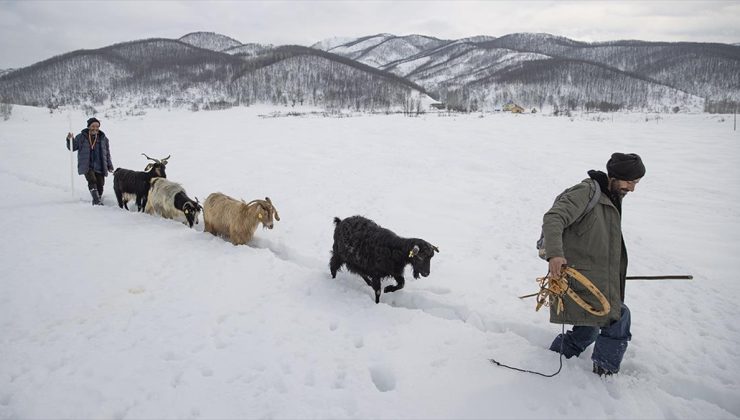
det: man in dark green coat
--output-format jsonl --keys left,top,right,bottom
{"left": 542, "top": 152, "right": 645, "bottom": 376}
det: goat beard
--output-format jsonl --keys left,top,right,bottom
{"left": 412, "top": 268, "right": 420, "bottom": 279}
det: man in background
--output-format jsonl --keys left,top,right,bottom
{"left": 66, "top": 117, "right": 114, "bottom": 205}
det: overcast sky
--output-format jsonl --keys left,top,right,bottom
{"left": 1, "top": 0, "right": 739, "bottom": 69}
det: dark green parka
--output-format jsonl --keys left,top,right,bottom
{"left": 541, "top": 172, "right": 627, "bottom": 327}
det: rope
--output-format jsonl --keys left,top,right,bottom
{"left": 88, "top": 132, "right": 97, "bottom": 150}
{"left": 489, "top": 324, "right": 566, "bottom": 377}
{"left": 490, "top": 267, "right": 611, "bottom": 377}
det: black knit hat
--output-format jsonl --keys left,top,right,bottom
{"left": 607, "top": 152, "right": 645, "bottom": 181}
{"left": 86, "top": 117, "right": 100, "bottom": 128}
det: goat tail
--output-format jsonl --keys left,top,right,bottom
{"left": 333, "top": 217, "right": 342, "bottom": 226}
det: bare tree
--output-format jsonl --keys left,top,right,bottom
{"left": 0, "top": 102, "right": 12, "bottom": 120}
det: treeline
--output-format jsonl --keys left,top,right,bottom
{"left": 437, "top": 59, "right": 702, "bottom": 112}
{"left": 704, "top": 100, "right": 740, "bottom": 114}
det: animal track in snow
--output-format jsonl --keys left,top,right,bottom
{"left": 353, "top": 336, "right": 364, "bottom": 349}
{"left": 386, "top": 289, "right": 552, "bottom": 347}
{"left": 369, "top": 364, "right": 396, "bottom": 392}
{"left": 423, "top": 286, "right": 452, "bottom": 295}
{"left": 657, "top": 375, "right": 740, "bottom": 417}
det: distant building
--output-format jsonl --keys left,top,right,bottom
{"left": 430, "top": 102, "right": 446, "bottom": 110}
{"left": 503, "top": 102, "right": 524, "bottom": 113}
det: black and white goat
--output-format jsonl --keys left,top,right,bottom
{"left": 329, "top": 215, "right": 439, "bottom": 304}
{"left": 145, "top": 177, "right": 202, "bottom": 228}
{"left": 113, "top": 153, "right": 169, "bottom": 211}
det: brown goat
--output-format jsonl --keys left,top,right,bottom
{"left": 203, "top": 192, "right": 280, "bottom": 245}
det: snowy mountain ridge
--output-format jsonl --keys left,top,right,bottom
{"left": 0, "top": 39, "right": 431, "bottom": 111}
{"left": 0, "top": 31, "right": 737, "bottom": 112}
{"left": 317, "top": 32, "right": 739, "bottom": 111}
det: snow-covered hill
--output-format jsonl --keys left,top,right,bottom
{"left": 2, "top": 32, "right": 737, "bottom": 112}
{"left": 223, "top": 43, "right": 272, "bottom": 57}
{"left": 1, "top": 105, "right": 738, "bottom": 418}
{"left": 311, "top": 36, "right": 358, "bottom": 51}
{"left": 353, "top": 36, "right": 445, "bottom": 68}
{"left": 179, "top": 31, "right": 243, "bottom": 52}
{"left": 0, "top": 41, "right": 430, "bottom": 110}
{"left": 317, "top": 32, "right": 740, "bottom": 108}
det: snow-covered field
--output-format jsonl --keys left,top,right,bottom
{"left": 1, "top": 105, "right": 738, "bottom": 419}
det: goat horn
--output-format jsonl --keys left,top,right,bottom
{"left": 141, "top": 153, "right": 160, "bottom": 163}
{"left": 262, "top": 197, "right": 279, "bottom": 221}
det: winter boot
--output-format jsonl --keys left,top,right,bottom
{"left": 593, "top": 362, "right": 616, "bottom": 377}
{"left": 89, "top": 189, "right": 102, "bottom": 206}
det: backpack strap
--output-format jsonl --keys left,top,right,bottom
{"left": 575, "top": 178, "right": 601, "bottom": 223}
{"left": 537, "top": 178, "right": 602, "bottom": 260}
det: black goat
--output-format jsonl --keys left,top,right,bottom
{"left": 330, "top": 215, "right": 439, "bottom": 304}
{"left": 113, "top": 154, "right": 169, "bottom": 211}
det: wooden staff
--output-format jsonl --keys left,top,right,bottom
{"left": 626, "top": 275, "right": 693, "bottom": 280}
{"left": 67, "top": 113, "right": 74, "bottom": 199}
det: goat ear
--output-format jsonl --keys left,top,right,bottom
{"left": 144, "top": 163, "right": 153, "bottom": 172}
{"left": 408, "top": 245, "right": 420, "bottom": 258}
{"left": 433, "top": 245, "right": 440, "bottom": 253}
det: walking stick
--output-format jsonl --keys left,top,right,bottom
{"left": 626, "top": 275, "right": 693, "bottom": 280}
{"left": 67, "top": 113, "right": 74, "bottom": 200}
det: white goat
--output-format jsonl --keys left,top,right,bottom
{"left": 145, "top": 177, "right": 202, "bottom": 228}
{"left": 203, "top": 192, "right": 280, "bottom": 245}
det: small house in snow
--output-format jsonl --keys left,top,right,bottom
{"left": 503, "top": 103, "right": 525, "bottom": 113}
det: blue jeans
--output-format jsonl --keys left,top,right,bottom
{"left": 549, "top": 303, "right": 632, "bottom": 373}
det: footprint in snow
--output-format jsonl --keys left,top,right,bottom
{"left": 369, "top": 364, "right": 396, "bottom": 392}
